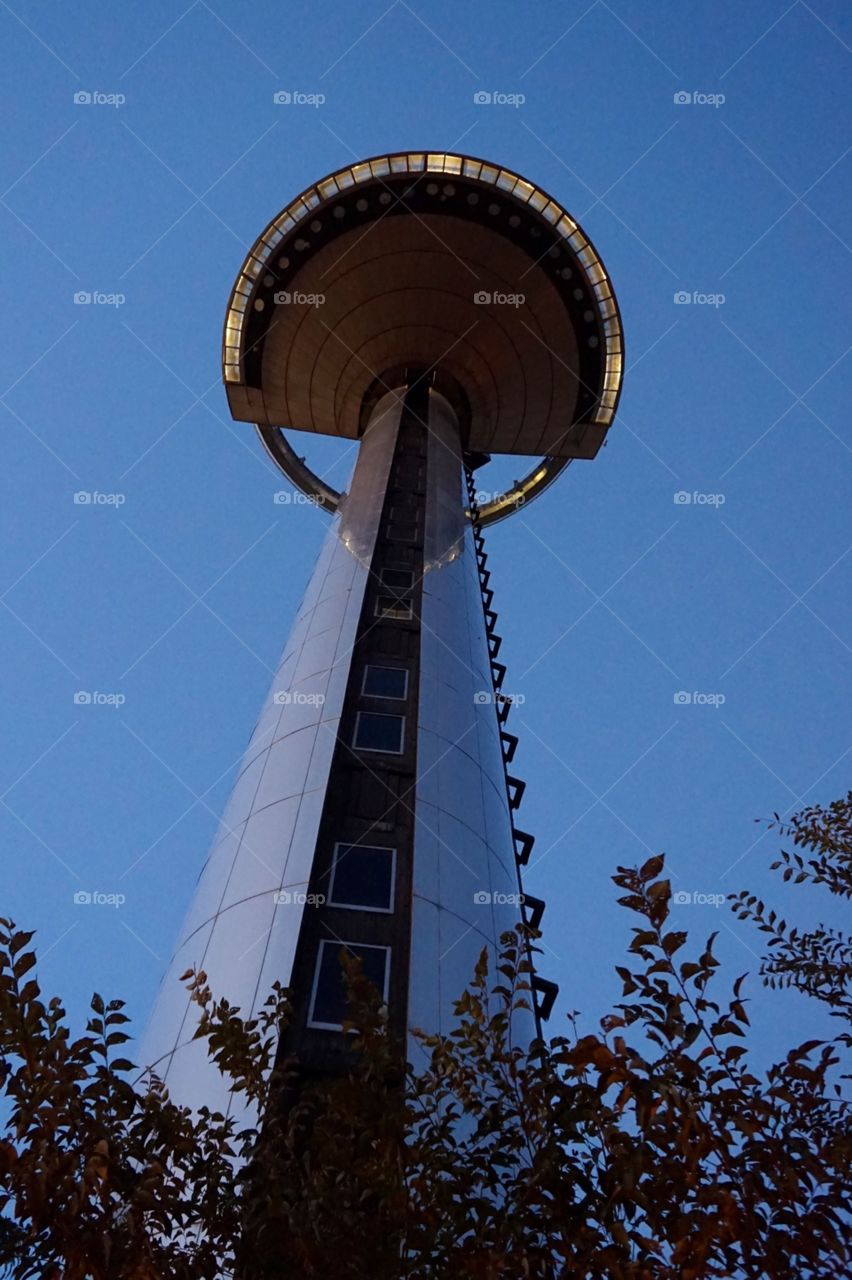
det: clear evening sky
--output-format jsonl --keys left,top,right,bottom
{"left": 1, "top": 0, "right": 850, "bottom": 1066}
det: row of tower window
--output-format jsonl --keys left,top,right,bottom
{"left": 375, "top": 564, "right": 415, "bottom": 620}
{"left": 355, "top": 563, "right": 416, "bottom": 753}
{"left": 304, "top": 426, "right": 422, "bottom": 1033}
{"left": 306, "top": 841, "right": 396, "bottom": 1029}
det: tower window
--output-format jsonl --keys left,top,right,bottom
{"left": 375, "top": 595, "right": 412, "bottom": 620}
{"left": 380, "top": 567, "right": 414, "bottom": 592}
{"left": 362, "top": 665, "right": 408, "bottom": 700}
{"left": 329, "top": 843, "right": 396, "bottom": 911}
{"left": 308, "top": 940, "right": 391, "bottom": 1030}
{"left": 353, "top": 711, "right": 405, "bottom": 754}
{"left": 387, "top": 524, "right": 417, "bottom": 544}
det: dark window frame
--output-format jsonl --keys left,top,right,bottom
{"left": 307, "top": 939, "right": 391, "bottom": 1030}
{"left": 361, "top": 664, "right": 409, "bottom": 700}
{"left": 353, "top": 710, "right": 406, "bottom": 754}
{"left": 374, "top": 595, "right": 413, "bottom": 620}
{"left": 380, "top": 566, "right": 415, "bottom": 592}
{"left": 328, "top": 841, "right": 397, "bottom": 913}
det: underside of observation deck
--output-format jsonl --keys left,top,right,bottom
{"left": 223, "top": 152, "right": 623, "bottom": 463}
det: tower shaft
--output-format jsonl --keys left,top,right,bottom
{"left": 143, "top": 383, "right": 533, "bottom": 1112}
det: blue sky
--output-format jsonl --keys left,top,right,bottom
{"left": 1, "top": 0, "right": 850, "bottom": 1069}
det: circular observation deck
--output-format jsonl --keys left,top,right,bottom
{"left": 222, "top": 152, "right": 623, "bottom": 525}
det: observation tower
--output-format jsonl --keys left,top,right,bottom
{"left": 142, "top": 151, "right": 623, "bottom": 1108}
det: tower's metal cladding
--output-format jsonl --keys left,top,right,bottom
{"left": 142, "top": 152, "right": 624, "bottom": 1117}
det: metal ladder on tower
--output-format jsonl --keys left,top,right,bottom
{"left": 464, "top": 466, "right": 559, "bottom": 1029}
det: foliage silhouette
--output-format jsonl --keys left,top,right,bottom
{"left": 0, "top": 795, "right": 850, "bottom": 1277}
